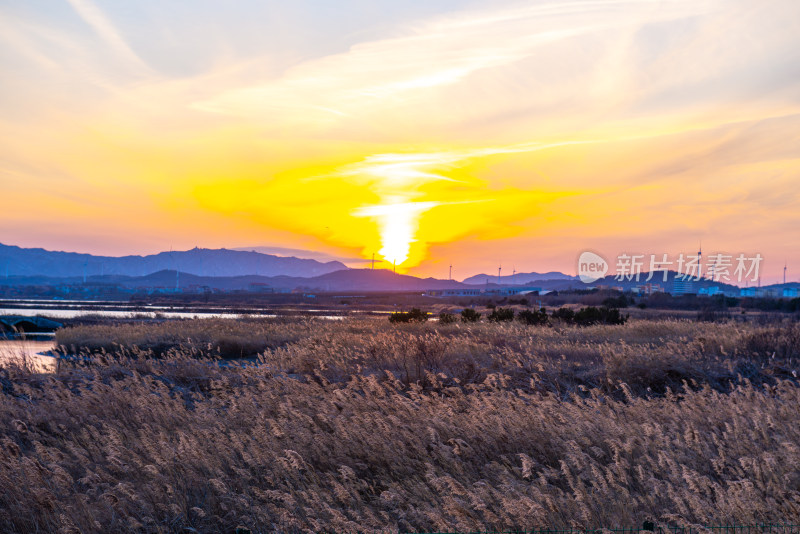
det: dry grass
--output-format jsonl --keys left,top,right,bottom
{"left": 55, "top": 317, "right": 318, "bottom": 359}
{"left": 2, "top": 317, "right": 799, "bottom": 532}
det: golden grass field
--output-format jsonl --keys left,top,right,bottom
{"left": 1, "top": 316, "right": 799, "bottom": 532}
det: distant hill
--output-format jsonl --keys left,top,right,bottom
{"left": 124, "top": 268, "right": 467, "bottom": 292}
{"left": 0, "top": 243, "right": 347, "bottom": 279}
{"left": 0, "top": 268, "right": 469, "bottom": 292}
{"left": 462, "top": 271, "right": 577, "bottom": 285}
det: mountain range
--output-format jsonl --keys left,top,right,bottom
{"left": 7, "top": 242, "right": 783, "bottom": 294}
{"left": 0, "top": 243, "right": 347, "bottom": 279}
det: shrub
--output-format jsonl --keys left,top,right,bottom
{"left": 574, "top": 306, "right": 628, "bottom": 326}
{"left": 517, "top": 308, "right": 548, "bottom": 326}
{"left": 602, "top": 295, "right": 629, "bottom": 308}
{"left": 551, "top": 307, "right": 575, "bottom": 322}
{"left": 487, "top": 307, "right": 514, "bottom": 322}
{"left": 461, "top": 308, "right": 481, "bottom": 323}
{"left": 388, "top": 308, "right": 428, "bottom": 323}
{"left": 437, "top": 312, "right": 458, "bottom": 325}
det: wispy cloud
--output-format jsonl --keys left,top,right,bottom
{"left": 65, "top": 0, "right": 150, "bottom": 74}
{"left": 192, "top": 0, "right": 711, "bottom": 129}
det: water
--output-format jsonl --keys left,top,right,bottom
{"left": 0, "top": 339, "right": 57, "bottom": 372}
{"left": 0, "top": 298, "right": 355, "bottom": 373}
{"left": 0, "top": 307, "right": 275, "bottom": 319}
{"left": 0, "top": 298, "right": 379, "bottom": 320}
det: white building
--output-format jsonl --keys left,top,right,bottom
{"left": 425, "top": 288, "right": 481, "bottom": 297}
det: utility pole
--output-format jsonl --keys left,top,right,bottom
{"left": 371, "top": 253, "right": 375, "bottom": 270}
{"left": 449, "top": 264, "right": 452, "bottom": 281}
{"left": 785, "top": 262, "right": 787, "bottom": 285}
{"left": 498, "top": 265, "right": 502, "bottom": 285}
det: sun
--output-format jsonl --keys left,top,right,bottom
{"left": 353, "top": 200, "right": 439, "bottom": 267}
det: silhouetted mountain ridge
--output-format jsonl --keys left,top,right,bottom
{"left": 0, "top": 243, "right": 347, "bottom": 278}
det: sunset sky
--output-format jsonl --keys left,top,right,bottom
{"left": 1, "top": 0, "right": 799, "bottom": 282}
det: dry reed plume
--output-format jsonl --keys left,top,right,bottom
{"left": 0, "top": 317, "right": 798, "bottom": 532}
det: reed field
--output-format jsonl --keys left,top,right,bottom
{"left": 2, "top": 316, "right": 799, "bottom": 532}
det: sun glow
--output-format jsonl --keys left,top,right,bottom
{"left": 352, "top": 200, "right": 439, "bottom": 266}
{"left": 3, "top": 0, "right": 799, "bottom": 281}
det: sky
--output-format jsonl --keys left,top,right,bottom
{"left": 1, "top": 0, "right": 799, "bottom": 283}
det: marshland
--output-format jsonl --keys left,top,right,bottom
{"left": 1, "top": 312, "right": 799, "bottom": 533}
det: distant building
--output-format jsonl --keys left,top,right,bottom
{"left": 248, "top": 283, "right": 274, "bottom": 293}
{"left": 741, "top": 288, "right": 780, "bottom": 298}
{"left": 698, "top": 286, "right": 723, "bottom": 296}
{"left": 633, "top": 283, "right": 663, "bottom": 295}
{"left": 425, "top": 288, "right": 481, "bottom": 297}
{"left": 783, "top": 288, "right": 799, "bottom": 298}
{"left": 672, "top": 279, "right": 695, "bottom": 295}
{"left": 483, "top": 286, "right": 542, "bottom": 296}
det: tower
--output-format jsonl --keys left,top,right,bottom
{"left": 785, "top": 262, "right": 787, "bottom": 285}
{"left": 169, "top": 247, "right": 179, "bottom": 290}
{"left": 498, "top": 264, "right": 502, "bottom": 285}
{"left": 449, "top": 264, "right": 452, "bottom": 281}
{"left": 697, "top": 242, "right": 702, "bottom": 279}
